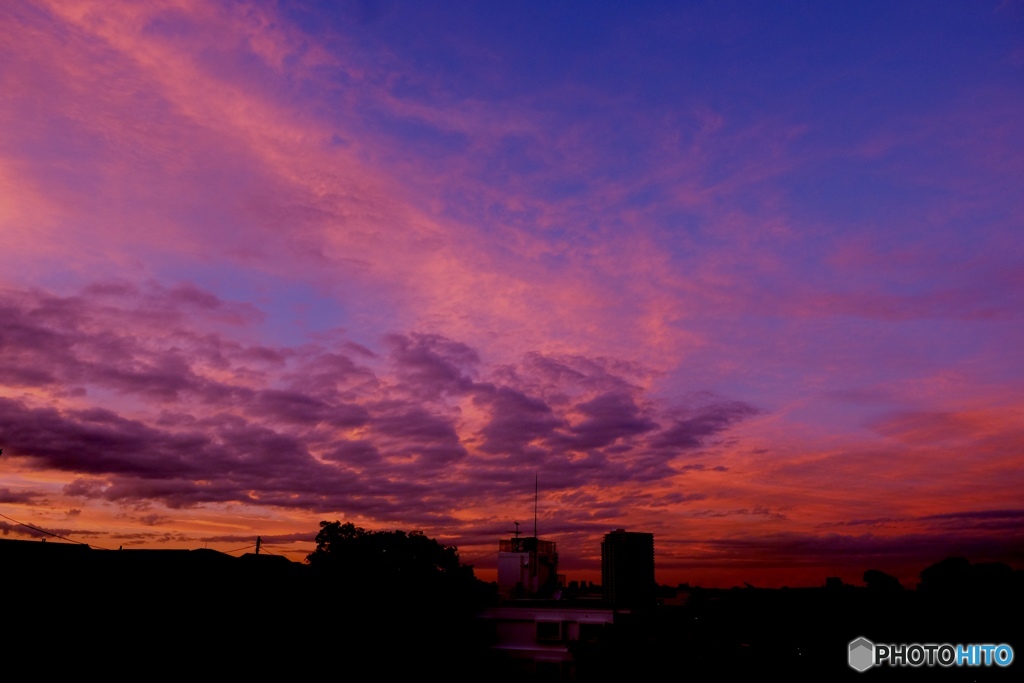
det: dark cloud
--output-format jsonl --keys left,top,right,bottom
{"left": 138, "top": 514, "right": 167, "bottom": 526}
{"left": 0, "top": 521, "right": 102, "bottom": 540}
{"left": 689, "top": 506, "right": 787, "bottom": 520}
{"left": 283, "top": 350, "right": 378, "bottom": 400}
{"left": 166, "top": 283, "right": 226, "bottom": 310}
{"left": 469, "top": 362, "right": 755, "bottom": 490}
{"left": 322, "top": 439, "right": 381, "bottom": 466}
{"left": 85, "top": 280, "right": 263, "bottom": 325}
{"left": 917, "top": 509, "right": 1024, "bottom": 533}
{"left": 364, "top": 402, "right": 469, "bottom": 468}
{"left": 88, "top": 352, "right": 201, "bottom": 401}
{"left": 553, "top": 392, "right": 658, "bottom": 451}
{"left": 816, "top": 517, "right": 898, "bottom": 529}
{"left": 0, "top": 398, "right": 209, "bottom": 479}
{"left": 474, "top": 386, "right": 564, "bottom": 455}
{"left": 250, "top": 389, "right": 369, "bottom": 427}
{"left": 654, "top": 491, "right": 708, "bottom": 505}
{"left": 0, "top": 285, "right": 253, "bottom": 401}
{"left": 0, "top": 488, "right": 44, "bottom": 504}
{"left": 0, "top": 522, "right": 48, "bottom": 539}
{"left": 201, "top": 531, "right": 317, "bottom": 544}
{"left": 64, "top": 478, "right": 110, "bottom": 498}
{"left": 818, "top": 509, "right": 1024, "bottom": 534}
{"left": 0, "top": 283, "right": 764, "bottom": 538}
{"left": 387, "top": 332, "right": 480, "bottom": 397}
{"left": 662, "top": 530, "right": 1024, "bottom": 572}
{"left": 237, "top": 345, "right": 288, "bottom": 367}
{"left": 652, "top": 400, "right": 761, "bottom": 451}
{"left": 343, "top": 341, "right": 377, "bottom": 358}
{"left": 919, "top": 508, "right": 1024, "bottom": 522}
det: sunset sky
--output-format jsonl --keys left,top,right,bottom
{"left": 1, "top": 0, "right": 1022, "bottom": 588}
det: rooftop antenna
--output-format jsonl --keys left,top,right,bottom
{"left": 510, "top": 521, "right": 521, "bottom": 539}
{"left": 533, "top": 473, "right": 538, "bottom": 539}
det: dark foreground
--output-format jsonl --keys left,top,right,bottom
{"left": 4, "top": 540, "right": 1020, "bottom": 681}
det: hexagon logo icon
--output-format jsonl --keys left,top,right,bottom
{"left": 849, "top": 637, "right": 875, "bottom": 672}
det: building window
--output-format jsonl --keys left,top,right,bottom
{"left": 536, "top": 620, "right": 561, "bottom": 643}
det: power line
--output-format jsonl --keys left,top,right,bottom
{"left": 0, "top": 511, "right": 112, "bottom": 550}
{"left": 0, "top": 508, "right": 296, "bottom": 558}
{"left": 223, "top": 544, "right": 255, "bottom": 554}
{"left": 459, "top": 548, "right": 499, "bottom": 565}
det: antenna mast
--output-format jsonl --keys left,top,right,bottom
{"left": 533, "top": 474, "right": 538, "bottom": 538}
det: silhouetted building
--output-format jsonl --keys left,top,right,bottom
{"left": 485, "top": 530, "right": 615, "bottom": 678}
{"left": 601, "top": 529, "right": 655, "bottom": 608}
{"left": 498, "top": 535, "right": 561, "bottom": 600}
{"left": 479, "top": 603, "right": 616, "bottom": 679}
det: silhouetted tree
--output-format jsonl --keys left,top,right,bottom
{"left": 304, "top": 520, "right": 496, "bottom": 673}
{"left": 863, "top": 568, "right": 903, "bottom": 592}
{"left": 306, "top": 521, "right": 475, "bottom": 590}
{"left": 918, "top": 556, "right": 1021, "bottom": 596}
{"left": 918, "top": 556, "right": 972, "bottom": 592}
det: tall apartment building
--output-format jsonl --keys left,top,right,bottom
{"left": 601, "top": 528, "right": 655, "bottom": 608}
